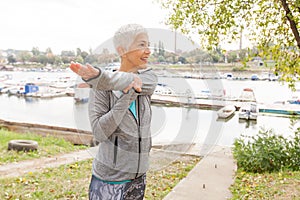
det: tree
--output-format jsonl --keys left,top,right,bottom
{"left": 227, "top": 51, "right": 238, "bottom": 63}
{"left": 7, "top": 54, "right": 16, "bottom": 64}
{"left": 46, "top": 48, "right": 52, "bottom": 54}
{"left": 17, "top": 51, "right": 32, "bottom": 64}
{"left": 46, "top": 48, "right": 55, "bottom": 65}
{"left": 153, "top": 43, "right": 158, "bottom": 56}
{"left": 178, "top": 56, "right": 187, "bottom": 64}
{"left": 161, "top": 0, "right": 300, "bottom": 88}
{"left": 76, "top": 48, "right": 82, "bottom": 57}
{"left": 97, "top": 48, "right": 116, "bottom": 65}
{"left": 81, "top": 51, "right": 89, "bottom": 61}
{"left": 31, "top": 47, "right": 40, "bottom": 56}
{"left": 37, "top": 54, "right": 48, "bottom": 65}
{"left": 85, "top": 54, "right": 98, "bottom": 65}
{"left": 158, "top": 41, "right": 165, "bottom": 56}
{"left": 75, "top": 55, "right": 84, "bottom": 63}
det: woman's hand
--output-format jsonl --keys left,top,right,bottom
{"left": 70, "top": 61, "right": 142, "bottom": 93}
{"left": 122, "top": 74, "right": 142, "bottom": 93}
{"left": 69, "top": 62, "right": 99, "bottom": 80}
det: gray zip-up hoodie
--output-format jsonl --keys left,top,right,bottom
{"left": 85, "top": 67, "right": 158, "bottom": 182}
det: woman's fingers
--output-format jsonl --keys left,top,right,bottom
{"left": 123, "top": 81, "right": 134, "bottom": 93}
{"left": 69, "top": 61, "right": 80, "bottom": 73}
{"left": 133, "top": 75, "right": 142, "bottom": 92}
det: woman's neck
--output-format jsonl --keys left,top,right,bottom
{"left": 118, "top": 60, "right": 137, "bottom": 73}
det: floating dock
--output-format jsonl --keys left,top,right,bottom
{"left": 151, "top": 95, "right": 300, "bottom": 117}
{"left": 259, "top": 103, "right": 300, "bottom": 116}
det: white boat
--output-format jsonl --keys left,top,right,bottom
{"left": 31, "top": 87, "right": 67, "bottom": 98}
{"left": 0, "top": 74, "right": 12, "bottom": 82}
{"left": 49, "top": 77, "right": 75, "bottom": 89}
{"left": 238, "top": 88, "right": 256, "bottom": 102}
{"left": 154, "top": 83, "right": 174, "bottom": 96}
{"left": 195, "top": 88, "right": 225, "bottom": 100}
{"left": 7, "top": 86, "right": 24, "bottom": 95}
{"left": 217, "top": 105, "right": 236, "bottom": 119}
{"left": 239, "top": 103, "right": 258, "bottom": 120}
{"left": 287, "top": 88, "right": 300, "bottom": 105}
{"left": 104, "top": 62, "right": 120, "bottom": 72}
{"left": 74, "top": 82, "right": 90, "bottom": 103}
{"left": 195, "top": 90, "right": 211, "bottom": 99}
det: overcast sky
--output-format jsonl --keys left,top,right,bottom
{"left": 0, "top": 0, "right": 244, "bottom": 54}
{"left": 0, "top": 0, "right": 172, "bottom": 54}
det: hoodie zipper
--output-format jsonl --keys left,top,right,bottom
{"left": 113, "top": 136, "right": 118, "bottom": 167}
{"left": 135, "top": 96, "right": 141, "bottom": 178}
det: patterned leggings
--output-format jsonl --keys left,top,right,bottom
{"left": 89, "top": 174, "right": 146, "bottom": 200}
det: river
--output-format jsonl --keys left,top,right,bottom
{"left": 0, "top": 71, "right": 299, "bottom": 149}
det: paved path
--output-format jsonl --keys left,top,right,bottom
{"left": 163, "top": 145, "right": 237, "bottom": 200}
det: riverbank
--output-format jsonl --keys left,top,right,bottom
{"left": 0, "top": 119, "right": 93, "bottom": 146}
{"left": 152, "top": 62, "right": 274, "bottom": 79}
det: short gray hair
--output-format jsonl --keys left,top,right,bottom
{"left": 113, "top": 24, "right": 148, "bottom": 52}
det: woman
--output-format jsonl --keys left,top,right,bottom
{"left": 70, "top": 24, "right": 158, "bottom": 200}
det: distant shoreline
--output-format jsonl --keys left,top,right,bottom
{"left": 152, "top": 63, "right": 274, "bottom": 80}
{"left": 0, "top": 63, "right": 275, "bottom": 80}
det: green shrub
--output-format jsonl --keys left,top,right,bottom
{"left": 232, "top": 65, "right": 249, "bottom": 71}
{"left": 233, "top": 128, "right": 300, "bottom": 173}
{"left": 288, "top": 127, "right": 300, "bottom": 171}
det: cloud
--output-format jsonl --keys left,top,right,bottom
{"left": 0, "top": 0, "right": 168, "bottom": 54}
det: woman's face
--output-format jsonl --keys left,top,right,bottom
{"left": 123, "top": 33, "right": 151, "bottom": 71}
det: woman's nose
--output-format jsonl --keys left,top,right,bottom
{"left": 144, "top": 47, "right": 151, "bottom": 54}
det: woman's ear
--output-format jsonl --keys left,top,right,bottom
{"left": 117, "top": 46, "right": 126, "bottom": 56}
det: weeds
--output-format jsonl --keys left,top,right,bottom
{"left": 233, "top": 127, "right": 300, "bottom": 173}
{"left": 231, "top": 124, "right": 300, "bottom": 199}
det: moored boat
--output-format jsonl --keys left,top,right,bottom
{"left": 217, "top": 105, "right": 236, "bottom": 119}
{"left": 287, "top": 88, "right": 300, "bottom": 105}
{"left": 74, "top": 82, "right": 90, "bottom": 103}
{"left": 31, "top": 87, "right": 67, "bottom": 98}
{"left": 154, "top": 83, "right": 174, "bottom": 96}
{"left": 239, "top": 103, "right": 258, "bottom": 120}
{"left": 238, "top": 88, "right": 256, "bottom": 102}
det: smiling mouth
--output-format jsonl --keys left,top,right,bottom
{"left": 141, "top": 57, "right": 148, "bottom": 62}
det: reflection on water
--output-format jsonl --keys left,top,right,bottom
{"left": 0, "top": 93, "right": 297, "bottom": 147}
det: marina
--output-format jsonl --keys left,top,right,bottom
{"left": 0, "top": 70, "right": 299, "bottom": 148}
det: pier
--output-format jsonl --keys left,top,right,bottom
{"left": 151, "top": 94, "right": 300, "bottom": 117}
{"left": 259, "top": 103, "right": 300, "bottom": 116}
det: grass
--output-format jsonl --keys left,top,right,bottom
{"left": 1, "top": 160, "right": 91, "bottom": 200}
{"left": 0, "top": 128, "right": 200, "bottom": 199}
{"left": 0, "top": 128, "right": 87, "bottom": 165}
{"left": 2, "top": 127, "right": 300, "bottom": 199}
{"left": 230, "top": 169, "right": 300, "bottom": 199}
{"left": 0, "top": 155, "right": 200, "bottom": 199}
{"left": 145, "top": 156, "right": 200, "bottom": 199}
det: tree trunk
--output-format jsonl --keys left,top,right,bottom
{"left": 280, "top": 0, "right": 300, "bottom": 49}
